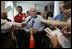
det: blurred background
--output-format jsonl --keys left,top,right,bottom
{"left": 1, "top": 1, "right": 64, "bottom": 22}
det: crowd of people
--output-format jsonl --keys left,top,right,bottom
{"left": 1, "top": 1, "right": 71, "bottom": 48}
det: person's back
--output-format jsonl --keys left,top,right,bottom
{"left": 1, "top": 12, "right": 15, "bottom": 48}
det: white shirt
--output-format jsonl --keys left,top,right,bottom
{"left": 1, "top": 19, "right": 21, "bottom": 33}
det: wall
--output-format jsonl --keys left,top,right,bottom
{"left": 14, "top": 1, "right": 44, "bottom": 13}
{"left": 1, "top": 1, "right": 5, "bottom": 13}
{"left": 4, "top": 1, "right": 14, "bottom": 22}
{"left": 3, "top": 1, "right": 53, "bottom": 21}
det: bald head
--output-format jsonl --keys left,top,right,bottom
{"left": 29, "top": 7, "right": 36, "bottom": 16}
{"left": 29, "top": 7, "right": 36, "bottom": 11}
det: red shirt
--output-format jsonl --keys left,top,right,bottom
{"left": 14, "top": 13, "right": 26, "bottom": 23}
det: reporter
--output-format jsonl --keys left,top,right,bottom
{"left": 1, "top": 19, "right": 22, "bottom": 31}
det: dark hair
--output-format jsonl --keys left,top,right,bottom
{"left": 36, "top": 12, "right": 41, "bottom": 15}
{"left": 17, "top": 6, "right": 23, "bottom": 11}
{"left": 26, "top": 11, "right": 30, "bottom": 14}
{"left": 46, "top": 11, "right": 53, "bottom": 19}
{"left": 63, "top": 1, "right": 71, "bottom": 9}
{"left": 63, "top": 1, "right": 71, "bottom": 4}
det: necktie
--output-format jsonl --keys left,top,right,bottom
{"left": 31, "top": 20, "right": 34, "bottom": 28}
{"left": 29, "top": 19, "right": 35, "bottom": 48}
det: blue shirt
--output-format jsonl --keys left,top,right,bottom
{"left": 23, "top": 15, "right": 45, "bottom": 33}
{"left": 54, "top": 13, "right": 64, "bottom": 21}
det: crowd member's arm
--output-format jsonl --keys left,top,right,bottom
{"left": 1, "top": 19, "right": 22, "bottom": 30}
{"left": 41, "top": 19, "right": 71, "bottom": 27}
{"left": 22, "top": 16, "right": 31, "bottom": 25}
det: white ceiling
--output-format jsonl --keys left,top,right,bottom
{"left": 14, "top": 1, "right": 53, "bottom": 6}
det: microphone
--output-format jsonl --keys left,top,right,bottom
{"left": 31, "top": 20, "right": 34, "bottom": 28}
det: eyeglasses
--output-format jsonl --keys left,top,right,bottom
{"left": 32, "top": 10, "right": 36, "bottom": 12}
